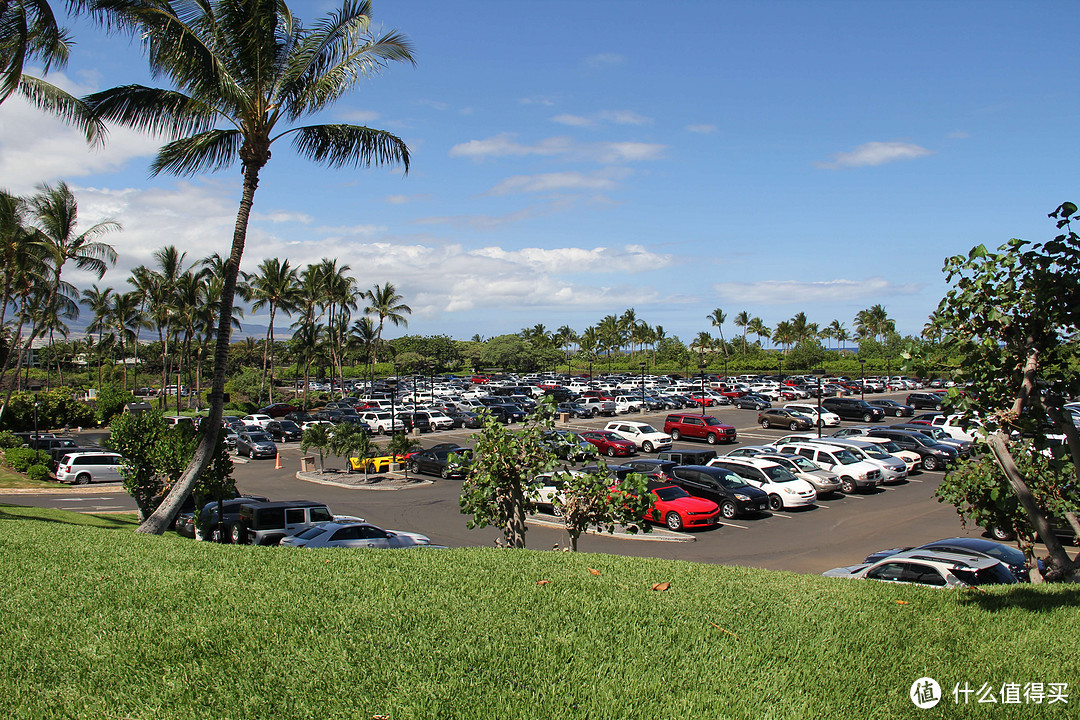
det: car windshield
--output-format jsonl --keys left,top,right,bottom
{"left": 717, "top": 474, "right": 748, "bottom": 490}
{"left": 876, "top": 440, "right": 903, "bottom": 453}
{"left": 911, "top": 435, "right": 935, "bottom": 447}
{"left": 703, "top": 417, "right": 724, "bottom": 426}
{"left": 653, "top": 486, "right": 690, "bottom": 501}
{"left": 295, "top": 526, "right": 328, "bottom": 540}
{"left": 834, "top": 450, "right": 860, "bottom": 465}
{"left": 787, "top": 456, "right": 819, "bottom": 472}
{"left": 762, "top": 466, "right": 798, "bottom": 482}
{"left": 635, "top": 425, "right": 660, "bottom": 434}
{"left": 861, "top": 446, "right": 890, "bottom": 460}
{"left": 248, "top": 432, "right": 272, "bottom": 442}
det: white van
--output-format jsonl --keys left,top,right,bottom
{"left": 55, "top": 452, "right": 125, "bottom": 484}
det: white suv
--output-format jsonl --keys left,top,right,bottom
{"left": 612, "top": 395, "right": 643, "bottom": 414}
{"left": 55, "top": 451, "right": 125, "bottom": 485}
{"left": 706, "top": 456, "right": 817, "bottom": 510}
{"left": 773, "top": 441, "right": 883, "bottom": 494}
{"left": 603, "top": 421, "right": 672, "bottom": 453}
{"left": 359, "top": 411, "right": 404, "bottom": 435}
{"left": 784, "top": 403, "right": 840, "bottom": 427}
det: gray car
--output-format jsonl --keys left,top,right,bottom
{"left": 279, "top": 521, "right": 431, "bottom": 549}
{"left": 236, "top": 430, "right": 277, "bottom": 459}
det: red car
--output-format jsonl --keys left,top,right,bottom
{"left": 578, "top": 430, "right": 636, "bottom": 457}
{"left": 621, "top": 483, "right": 720, "bottom": 531}
{"left": 581, "top": 390, "right": 615, "bottom": 401}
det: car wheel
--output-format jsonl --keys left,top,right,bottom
{"left": 664, "top": 512, "right": 684, "bottom": 531}
{"left": 380, "top": 427, "right": 388, "bottom": 436}
{"left": 840, "top": 476, "right": 856, "bottom": 494}
{"left": 440, "top": 466, "right": 450, "bottom": 479}
{"left": 74, "top": 473, "right": 91, "bottom": 485}
{"left": 707, "top": 433, "right": 718, "bottom": 445}
{"left": 769, "top": 494, "right": 783, "bottom": 511}
{"left": 922, "top": 455, "right": 939, "bottom": 471}
{"left": 895, "top": 409, "right": 904, "bottom": 417}
{"left": 552, "top": 504, "right": 564, "bottom": 518}
{"left": 642, "top": 441, "right": 654, "bottom": 453}
{"left": 720, "top": 501, "right": 737, "bottom": 520}
{"left": 761, "top": 419, "right": 770, "bottom": 429}
{"left": 935, "top": 403, "right": 943, "bottom": 411}
{"left": 670, "top": 429, "right": 681, "bottom": 441}
{"left": 410, "top": 461, "right": 420, "bottom": 474}
{"left": 606, "top": 447, "right": 617, "bottom": 457}
{"left": 990, "top": 525, "right": 1013, "bottom": 542}
{"left": 789, "top": 421, "right": 799, "bottom": 431}
{"left": 231, "top": 524, "right": 250, "bottom": 545}
{"left": 863, "top": 413, "right": 873, "bottom": 422}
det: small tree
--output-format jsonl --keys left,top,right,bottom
{"left": 922, "top": 201, "right": 1080, "bottom": 582}
{"left": 459, "top": 399, "right": 560, "bottom": 548}
{"left": 301, "top": 423, "right": 331, "bottom": 471}
{"left": 328, "top": 423, "right": 373, "bottom": 475}
{"left": 387, "top": 431, "right": 420, "bottom": 479}
{"left": 554, "top": 464, "right": 653, "bottom": 551}
{"left": 108, "top": 408, "right": 169, "bottom": 520}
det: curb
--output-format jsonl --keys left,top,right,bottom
{"left": 294, "top": 471, "right": 433, "bottom": 491}
{"left": 526, "top": 515, "right": 696, "bottom": 543}
{"left": 0, "top": 483, "right": 125, "bottom": 495}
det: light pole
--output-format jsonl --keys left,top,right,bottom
{"left": 859, "top": 359, "right": 866, "bottom": 401}
{"left": 33, "top": 401, "right": 40, "bottom": 438}
{"left": 812, "top": 368, "right": 826, "bottom": 438}
{"left": 778, "top": 354, "right": 783, "bottom": 395}
{"left": 388, "top": 378, "right": 399, "bottom": 436}
{"left": 639, "top": 362, "right": 646, "bottom": 413}
{"left": 699, "top": 362, "right": 707, "bottom": 413}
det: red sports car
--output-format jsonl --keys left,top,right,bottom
{"left": 578, "top": 430, "right": 636, "bottom": 457}
{"left": 615, "top": 483, "right": 720, "bottom": 531}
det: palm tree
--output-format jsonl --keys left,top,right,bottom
{"left": 773, "top": 320, "right": 795, "bottom": 353}
{"left": 321, "top": 260, "right": 358, "bottom": 393}
{"left": 789, "top": 312, "right": 818, "bottom": 345}
{"left": 597, "top": 315, "right": 621, "bottom": 370}
{"left": 619, "top": 308, "right": 638, "bottom": 356}
{"left": 82, "top": 284, "right": 114, "bottom": 388}
{"left": 707, "top": 307, "right": 728, "bottom": 368}
{"left": 747, "top": 316, "right": 770, "bottom": 348}
{"left": 825, "top": 320, "right": 844, "bottom": 351}
{"left": 733, "top": 310, "right": 750, "bottom": 358}
{"left": 690, "top": 331, "right": 714, "bottom": 365}
{"left": 364, "top": 281, "right": 412, "bottom": 363}
{"left": 87, "top": 0, "right": 414, "bottom": 534}
{"left": 248, "top": 258, "right": 299, "bottom": 403}
{"left": 111, "top": 289, "right": 147, "bottom": 390}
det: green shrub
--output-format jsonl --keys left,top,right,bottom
{"left": 25, "top": 464, "right": 51, "bottom": 482}
{"left": 0, "top": 431, "right": 23, "bottom": 449}
{"left": 4, "top": 447, "right": 52, "bottom": 472}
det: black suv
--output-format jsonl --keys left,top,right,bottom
{"left": 657, "top": 449, "right": 718, "bottom": 465}
{"left": 264, "top": 420, "right": 303, "bottom": 442}
{"left": 232, "top": 500, "right": 335, "bottom": 545}
{"left": 669, "top": 465, "right": 770, "bottom": 519}
{"left": 866, "top": 428, "right": 958, "bottom": 471}
{"left": 821, "top": 397, "right": 885, "bottom": 423}
{"left": 906, "top": 392, "right": 947, "bottom": 411}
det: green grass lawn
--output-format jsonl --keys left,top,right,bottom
{"left": 0, "top": 465, "right": 61, "bottom": 489}
{"left": 0, "top": 504, "right": 1075, "bottom": 720}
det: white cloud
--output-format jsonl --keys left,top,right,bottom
{"left": 313, "top": 223, "right": 386, "bottom": 236}
{"left": 552, "top": 114, "right": 594, "bottom": 127}
{"left": 385, "top": 194, "right": 428, "bottom": 205}
{"left": 253, "top": 210, "right": 313, "bottom": 224}
{"left": 816, "top": 141, "right": 933, "bottom": 169}
{"left": 472, "top": 244, "right": 672, "bottom": 274}
{"left": 686, "top": 124, "right": 717, "bottom": 134}
{"left": 449, "top": 133, "right": 666, "bottom": 164}
{"left": 552, "top": 110, "right": 651, "bottom": 127}
{"left": 712, "top": 277, "right": 924, "bottom": 305}
{"left": 488, "top": 171, "right": 621, "bottom": 195}
{"left": 583, "top": 53, "right": 627, "bottom": 70}
{"left": 338, "top": 109, "right": 381, "bottom": 123}
{"left": 519, "top": 96, "right": 556, "bottom": 106}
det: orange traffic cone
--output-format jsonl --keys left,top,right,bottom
{"left": 275, "top": 452, "right": 283, "bottom": 470}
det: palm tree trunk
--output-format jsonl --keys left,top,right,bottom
{"left": 137, "top": 163, "right": 261, "bottom": 534}
{"left": 267, "top": 306, "right": 276, "bottom": 404}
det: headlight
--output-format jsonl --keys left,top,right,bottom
{"left": 734, "top": 493, "right": 751, "bottom": 501}
{"left": 858, "top": 473, "right": 868, "bottom": 480}
{"left": 782, "top": 487, "right": 796, "bottom": 494}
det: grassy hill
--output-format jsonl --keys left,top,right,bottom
{"left": 0, "top": 504, "right": 1075, "bottom": 719}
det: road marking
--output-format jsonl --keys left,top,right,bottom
{"left": 718, "top": 521, "right": 749, "bottom": 529}
{"left": 770, "top": 512, "right": 793, "bottom": 519}
{"left": 815, "top": 503, "right": 830, "bottom": 509}
{"left": 844, "top": 494, "right": 866, "bottom": 500}
{"left": 56, "top": 497, "right": 116, "bottom": 501}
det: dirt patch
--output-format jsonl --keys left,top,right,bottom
{"left": 296, "top": 469, "right": 433, "bottom": 490}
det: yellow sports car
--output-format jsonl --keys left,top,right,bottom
{"left": 349, "top": 454, "right": 406, "bottom": 472}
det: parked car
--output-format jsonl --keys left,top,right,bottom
{"left": 578, "top": 430, "right": 636, "bottom": 457}
{"left": 542, "top": 430, "right": 595, "bottom": 461}
{"left": 279, "top": 521, "right": 431, "bottom": 549}
{"left": 823, "top": 549, "right": 1017, "bottom": 587}
{"left": 772, "top": 441, "right": 883, "bottom": 494}
{"left": 557, "top": 402, "right": 593, "bottom": 419}
{"left": 758, "top": 408, "right": 814, "bottom": 431}
{"left": 264, "top": 420, "right": 303, "bottom": 442}
{"left": 754, "top": 452, "right": 842, "bottom": 496}
{"left": 349, "top": 454, "right": 407, "bottom": 473}
{"left": 707, "top": 457, "right": 818, "bottom": 510}
{"left": 669, "top": 465, "right": 770, "bottom": 519}
{"left": 485, "top": 404, "right": 527, "bottom": 425}
{"left": 892, "top": 423, "right": 973, "bottom": 458}
{"left": 784, "top": 403, "right": 841, "bottom": 427}
{"left": 863, "top": 538, "right": 1034, "bottom": 583}
{"left": 809, "top": 437, "right": 909, "bottom": 483}
{"left": 408, "top": 448, "right": 472, "bottom": 478}
{"left": 534, "top": 470, "right": 582, "bottom": 515}
{"left": 657, "top": 448, "right": 718, "bottom": 465}
{"left": 232, "top": 500, "right": 336, "bottom": 545}
{"left": 236, "top": 430, "right": 277, "bottom": 459}
{"left": 733, "top": 393, "right": 771, "bottom": 410}
{"left": 176, "top": 497, "right": 272, "bottom": 541}
{"left": 820, "top": 397, "right": 886, "bottom": 423}
{"left": 603, "top": 421, "right": 672, "bottom": 453}
{"left": 617, "top": 482, "right": 720, "bottom": 531}
{"left": 867, "top": 399, "right": 915, "bottom": 417}
{"left": 257, "top": 403, "right": 298, "bottom": 418}
{"left": 662, "top": 413, "right": 737, "bottom": 445}
{"left": 449, "top": 410, "right": 483, "bottom": 429}
{"left": 906, "top": 392, "right": 947, "bottom": 411}
{"left": 866, "top": 428, "right": 958, "bottom": 471}
{"left": 55, "top": 451, "right": 125, "bottom": 484}
{"left": 623, "top": 459, "right": 679, "bottom": 483}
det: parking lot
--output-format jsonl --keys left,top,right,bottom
{"left": 1, "top": 391, "right": 1004, "bottom": 575}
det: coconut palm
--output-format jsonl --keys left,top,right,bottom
{"left": 746, "top": 316, "right": 769, "bottom": 348}
{"left": 789, "top": 311, "right": 818, "bottom": 345}
{"left": 733, "top": 310, "right": 750, "bottom": 358}
{"left": 321, "top": 259, "right": 358, "bottom": 393}
{"left": 111, "top": 289, "right": 147, "bottom": 390}
{"left": 82, "top": 284, "right": 114, "bottom": 387}
{"left": 86, "top": 0, "right": 414, "bottom": 534}
{"left": 773, "top": 320, "right": 795, "bottom": 353}
{"left": 248, "top": 257, "right": 299, "bottom": 403}
{"left": 363, "top": 281, "right": 411, "bottom": 363}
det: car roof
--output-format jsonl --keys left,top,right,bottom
{"left": 884, "top": 548, "right": 1000, "bottom": 570}
{"left": 241, "top": 500, "right": 328, "bottom": 510}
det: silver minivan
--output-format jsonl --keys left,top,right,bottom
{"left": 55, "top": 452, "right": 124, "bottom": 484}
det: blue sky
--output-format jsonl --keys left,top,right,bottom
{"left": 1, "top": 0, "right": 1076, "bottom": 346}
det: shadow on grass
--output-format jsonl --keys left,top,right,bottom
{"left": 0, "top": 503, "right": 139, "bottom": 530}
{"left": 958, "top": 585, "right": 1080, "bottom": 613}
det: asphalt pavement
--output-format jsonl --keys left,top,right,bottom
{"left": 0, "top": 391, "right": 1011, "bottom": 575}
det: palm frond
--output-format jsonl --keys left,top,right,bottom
{"left": 15, "top": 74, "right": 107, "bottom": 146}
{"left": 83, "top": 83, "right": 222, "bottom": 138}
{"left": 150, "top": 128, "right": 242, "bottom": 176}
{"left": 286, "top": 123, "right": 408, "bottom": 172}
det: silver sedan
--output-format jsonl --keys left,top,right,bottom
{"left": 279, "top": 521, "right": 432, "bottom": 549}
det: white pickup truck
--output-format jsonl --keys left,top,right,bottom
{"left": 579, "top": 397, "right": 616, "bottom": 417}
